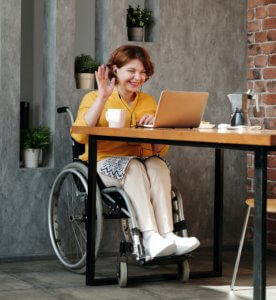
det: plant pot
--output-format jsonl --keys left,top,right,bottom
{"left": 127, "top": 27, "right": 144, "bottom": 42}
{"left": 23, "top": 148, "right": 40, "bottom": 168}
{"left": 75, "top": 73, "right": 94, "bottom": 89}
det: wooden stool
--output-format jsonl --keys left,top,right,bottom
{"left": 230, "top": 198, "right": 276, "bottom": 290}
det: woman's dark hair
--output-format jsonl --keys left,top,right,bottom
{"left": 107, "top": 45, "right": 154, "bottom": 82}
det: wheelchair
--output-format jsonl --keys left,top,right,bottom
{"left": 48, "top": 107, "right": 191, "bottom": 287}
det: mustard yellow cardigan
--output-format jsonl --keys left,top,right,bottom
{"left": 71, "top": 89, "right": 169, "bottom": 161}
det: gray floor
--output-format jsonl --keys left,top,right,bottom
{"left": 0, "top": 249, "right": 276, "bottom": 300}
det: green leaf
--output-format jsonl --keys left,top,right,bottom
{"left": 75, "top": 54, "right": 98, "bottom": 73}
{"left": 22, "top": 126, "right": 51, "bottom": 150}
{"left": 126, "top": 4, "right": 153, "bottom": 28}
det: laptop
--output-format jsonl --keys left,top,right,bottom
{"left": 140, "top": 90, "right": 209, "bottom": 128}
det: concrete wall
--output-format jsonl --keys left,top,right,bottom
{"left": 0, "top": 0, "right": 247, "bottom": 260}
{"left": 0, "top": 0, "right": 79, "bottom": 260}
{"left": 75, "top": 0, "right": 95, "bottom": 58}
{"left": 21, "top": 0, "right": 44, "bottom": 128}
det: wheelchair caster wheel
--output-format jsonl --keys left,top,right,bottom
{"left": 118, "top": 261, "right": 128, "bottom": 288}
{"left": 177, "top": 260, "right": 190, "bottom": 282}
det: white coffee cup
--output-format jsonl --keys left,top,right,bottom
{"left": 105, "top": 109, "right": 127, "bottom": 128}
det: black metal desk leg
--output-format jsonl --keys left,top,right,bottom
{"left": 86, "top": 136, "right": 98, "bottom": 285}
{"left": 253, "top": 148, "right": 267, "bottom": 300}
{"left": 213, "top": 148, "right": 224, "bottom": 275}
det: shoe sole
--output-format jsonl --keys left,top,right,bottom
{"left": 151, "top": 243, "right": 176, "bottom": 258}
{"left": 175, "top": 241, "right": 200, "bottom": 256}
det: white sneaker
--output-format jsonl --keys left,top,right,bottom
{"left": 163, "top": 233, "right": 200, "bottom": 255}
{"left": 143, "top": 232, "right": 176, "bottom": 259}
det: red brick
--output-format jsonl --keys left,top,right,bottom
{"left": 268, "top": 29, "right": 276, "bottom": 40}
{"left": 256, "top": 6, "right": 268, "bottom": 18}
{"left": 264, "top": 117, "right": 276, "bottom": 128}
{"left": 266, "top": 106, "right": 276, "bottom": 116}
{"left": 254, "top": 80, "right": 267, "bottom": 92}
{"left": 254, "top": 106, "right": 265, "bottom": 117}
{"left": 269, "top": 54, "right": 276, "bottom": 65}
{"left": 267, "top": 80, "right": 276, "bottom": 91}
{"left": 249, "top": 44, "right": 262, "bottom": 55}
{"left": 261, "top": 93, "right": 276, "bottom": 104}
{"left": 248, "top": 8, "right": 255, "bottom": 21}
{"left": 261, "top": 42, "right": 276, "bottom": 54}
{"left": 248, "top": 68, "right": 262, "bottom": 80}
{"left": 248, "top": 20, "right": 262, "bottom": 32}
{"left": 264, "top": 0, "right": 276, "bottom": 5}
{"left": 249, "top": 0, "right": 265, "bottom": 8}
{"left": 248, "top": 166, "right": 255, "bottom": 178}
{"left": 263, "top": 67, "right": 276, "bottom": 78}
{"left": 250, "top": 118, "right": 265, "bottom": 126}
{"left": 255, "top": 55, "right": 268, "bottom": 67}
{"left": 247, "top": 191, "right": 255, "bottom": 199}
{"left": 248, "top": 56, "right": 255, "bottom": 68}
{"left": 268, "top": 168, "right": 276, "bottom": 180}
{"left": 248, "top": 153, "right": 254, "bottom": 167}
{"left": 248, "top": 32, "right": 255, "bottom": 44}
{"left": 267, "top": 180, "right": 276, "bottom": 195}
{"left": 255, "top": 31, "right": 267, "bottom": 42}
{"left": 263, "top": 18, "right": 276, "bottom": 29}
{"left": 268, "top": 155, "right": 276, "bottom": 167}
{"left": 268, "top": 5, "right": 276, "bottom": 16}
{"left": 248, "top": 81, "right": 254, "bottom": 91}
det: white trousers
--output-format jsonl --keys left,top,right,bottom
{"left": 97, "top": 156, "right": 174, "bottom": 234}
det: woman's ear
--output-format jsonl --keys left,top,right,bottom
{"left": 112, "top": 65, "right": 118, "bottom": 76}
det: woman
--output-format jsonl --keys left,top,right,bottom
{"left": 72, "top": 45, "right": 200, "bottom": 259}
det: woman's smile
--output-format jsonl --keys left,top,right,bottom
{"left": 128, "top": 81, "right": 141, "bottom": 88}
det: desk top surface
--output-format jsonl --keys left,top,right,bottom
{"left": 72, "top": 126, "right": 276, "bottom": 147}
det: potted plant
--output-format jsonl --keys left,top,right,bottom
{"left": 22, "top": 126, "right": 51, "bottom": 168}
{"left": 127, "top": 5, "right": 153, "bottom": 42}
{"left": 75, "top": 54, "right": 98, "bottom": 89}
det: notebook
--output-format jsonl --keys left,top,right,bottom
{"left": 139, "top": 90, "right": 209, "bottom": 128}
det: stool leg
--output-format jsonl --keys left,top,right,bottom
{"left": 230, "top": 206, "right": 251, "bottom": 291}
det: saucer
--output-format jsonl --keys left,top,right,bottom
{"left": 199, "top": 123, "right": 216, "bottom": 129}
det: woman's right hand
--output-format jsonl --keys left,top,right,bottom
{"left": 95, "top": 65, "right": 116, "bottom": 100}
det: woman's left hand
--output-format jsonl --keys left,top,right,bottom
{"left": 138, "top": 114, "right": 154, "bottom": 125}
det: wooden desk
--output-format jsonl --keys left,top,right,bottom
{"left": 72, "top": 126, "right": 276, "bottom": 300}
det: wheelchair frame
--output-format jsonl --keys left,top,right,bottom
{"left": 48, "top": 106, "right": 191, "bottom": 287}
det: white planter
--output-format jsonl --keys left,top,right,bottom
{"left": 127, "top": 27, "right": 144, "bottom": 42}
{"left": 23, "top": 148, "right": 40, "bottom": 168}
{"left": 75, "top": 73, "right": 94, "bottom": 89}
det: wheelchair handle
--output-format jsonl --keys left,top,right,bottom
{"left": 57, "top": 106, "right": 69, "bottom": 113}
{"left": 57, "top": 106, "right": 74, "bottom": 126}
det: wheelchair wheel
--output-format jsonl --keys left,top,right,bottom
{"left": 118, "top": 261, "right": 128, "bottom": 288}
{"left": 48, "top": 162, "right": 103, "bottom": 273}
{"left": 177, "top": 260, "right": 190, "bottom": 282}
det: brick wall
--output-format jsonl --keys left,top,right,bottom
{"left": 247, "top": 0, "right": 276, "bottom": 251}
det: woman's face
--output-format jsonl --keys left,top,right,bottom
{"left": 114, "top": 59, "right": 147, "bottom": 94}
